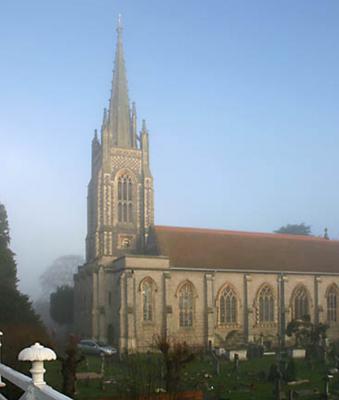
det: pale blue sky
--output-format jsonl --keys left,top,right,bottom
{"left": 0, "top": 0, "right": 338, "bottom": 297}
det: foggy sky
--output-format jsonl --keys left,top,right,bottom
{"left": 1, "top": 0, "right": 338, "bottom": 299}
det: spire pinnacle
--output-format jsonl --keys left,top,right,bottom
{"left": 108, "top": 16, "right": 133, "bottom": 148}
{"left": 103, "top": 108, "right": 107, "bottom": 125}
{"left": 142, "top": 119, "right": 147, "bottom": 133}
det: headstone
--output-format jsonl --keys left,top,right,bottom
{"left": 273, "top": 368, "right": 286, "bottom": 399}
{"left": 280, "top": 360, "right": 287, "bottom": 375}
{"left": 226, "top": 349, "right": 247, "bottom": 361}
{"left": 212, "top": 353, "right": 219, "bottom": 375}
{"left": 294, "top": 389, "right": 319, "bottom": 396}
{"left": 158, "top": 358, "right": 164, "bottom": 378}
{"left": 259, "top": 334, "right": 264, "bottom": 347}
{"left": 233, "top": 353, "right": 239, "bottom": 372}
{"left": 322, "top": 337, "right": 329, "bottom": 364}
{"left": 216, "top": 348, "right": 226, "bottom": 357}
{"left": 276, "top": 351, "right": 282, "bottom": 363}
{"left": 287, "top": 348, "right": 306, "bottom": 359}
{"left": 322, "top": 374, "right": 333, "bottom": 399}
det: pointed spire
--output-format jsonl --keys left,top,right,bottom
{"left": 108, "top": 15, "right": 133, "bottom": 148}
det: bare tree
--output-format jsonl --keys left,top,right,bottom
{"left": 39, "top": 255, "right": 84, "bottom": 301}
{"left": 156, "top": 334, "right": 197, "bottom": 392}
{"left": 35, "top": 255, "right": 83, "bottom": 337}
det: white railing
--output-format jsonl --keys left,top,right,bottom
{"left": 0, "top": 332, "right": 72, "bottom": 400}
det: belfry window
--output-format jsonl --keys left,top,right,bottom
{"left": 219, "top": 285, "right": 237, "bottom": 325}
{"left": 179, "top": 283, "right": 194, "bottom": 328}
{"left": 293, "top": 286, "right": 309, "bottom": 320}
{"left": 258, "top": 285, "right": 275, "bottom": 323}
{"left": 142, "top": 280, "right": 153, "bottom": 322}
{"left": 117, "top": 174, "right": 133, "bottom": 222}
{"left": 327, "top": 285, "right": 338, "bottom": 323}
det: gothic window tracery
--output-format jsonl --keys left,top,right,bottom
{"left": 142, "top": 279, "right": 154, "bottom": 322}
{"left": 326, "top": 285, "right": 338, "bottom": 323}
{"left": 292, "top": 285, "right": 310, "bottom": 320}
{"left": 257, "top": 284, "right": 275, "bottom": 324}
{"left": 179, "top": 282, "right": 194, "bottom": 328}
{"left": 218, "top": 285, "right": 237, "bottom": 325}
{"left": 117, "top": 174, "right": 133, "bottom": 222}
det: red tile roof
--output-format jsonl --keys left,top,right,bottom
{"left": 146, "top": 225, "right": 339, "bottom": 274}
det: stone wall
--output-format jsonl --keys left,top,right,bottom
{"left": 82, "top": 255, "right": 339, "bottom": 353}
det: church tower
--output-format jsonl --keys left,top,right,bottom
{"left": 86, "top": 17, "right": 154, "bottom": 264}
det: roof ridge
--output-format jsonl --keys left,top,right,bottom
{"left": 153, "top": 225, "right": 335, "bottom": 242}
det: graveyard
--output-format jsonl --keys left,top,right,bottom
{"left": 42, "top": 347, "right": 339, "bottom": 400}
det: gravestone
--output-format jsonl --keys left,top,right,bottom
{"left": 322, "top": 337, "right": 329, "bottom": 364}
{"left": 322, "top": 374, "right": 333, "bottom": 399}
{"left": 334, "top": 355, "right": 339, "bottom": 369}
{"left": 158, "top": 358, "right": 164, "bottom": 378}
{"left": 272, "top": 368, "right": 285, "bottom": 399}
{"left": 212, "top": 353, "right": 219, "bottom": 375}
{"left": 280, "top": 359, "right": 287, "bottom": 375}
{"left": 233, "top": 353, "right": 239, "bottom": 372}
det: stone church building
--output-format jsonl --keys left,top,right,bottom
{"left": 74, "top": 21, "right": 339, "bottom": 352}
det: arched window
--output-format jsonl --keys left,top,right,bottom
{"left": 257, "top": 285, "right": 275, "bottom": 323}
{"left": 142, "top": 280, "right": 153, "bottom": 322}
{"left": 327, "top": 285, "right": 338, "bottom": 323}
{"left": 179, "top": 283, "right": 194, "bottom": 328}
{"left": 117, "top": 174, "right": 133, "bottom": 222}
{"left": 293, "top": 285, "right": 309, "bottom": 320}
{"left": 218, "top": 285, "right": 237, "bottom": 325}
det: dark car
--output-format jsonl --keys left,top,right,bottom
{"left": 77, "top": 339, "right": 117, "bottom": 357}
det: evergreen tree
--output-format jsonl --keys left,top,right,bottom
{"left": 0, "top": 202, "right": 50, "bottom": 361}
{"left": 274, "top": 223, "right": 313, "bottom": 236}
{"left": 50, "top": 285, "right": 74, "bottom": 325}
{"left": 0, "top": 203, "right": 17, "bottom": 288}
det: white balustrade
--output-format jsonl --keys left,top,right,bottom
{"left": 0, "top": 333, "right": 72, "bottom": 400}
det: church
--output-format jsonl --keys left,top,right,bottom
{"left": 74, "top": 20, "right": 339, "bottom": 353}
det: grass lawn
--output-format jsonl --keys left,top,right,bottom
{"left": 43, "top": 353, "right": 339, "bottom": 400}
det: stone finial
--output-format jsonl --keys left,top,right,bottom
{"left": 142, "top": 119, "right": 147, "bottom": 134}
{"left": 18, "top": 343, "right": 57, "bottom": 385}
{"left": 324, "top": 228, "right": 329, "bottom": 240}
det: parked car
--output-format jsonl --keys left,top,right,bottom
{"left": 77, "top": 339, "right": 117, "bottom": 357}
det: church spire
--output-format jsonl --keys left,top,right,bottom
{"left": 108, "top": 15, "right": 133, "bottom": 148}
